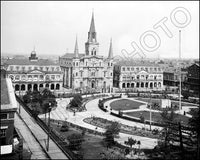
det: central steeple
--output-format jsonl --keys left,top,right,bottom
{"left": 85, "top": 11, "right": 99, "bottom": 56}
{"left": 87, "top": 12, "right": 97, "bottom": 43}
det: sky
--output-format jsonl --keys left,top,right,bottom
{"left": 1, "top": 1, "right": 199, "bottom": 59}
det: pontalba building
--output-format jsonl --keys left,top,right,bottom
{"left": 59, "top": 13, "right": 114, "bottom": 93}
{"left": 3, "top": 50, "right": 63, "bottom": 95}
{"left": 113, "top": 60, "right": 164, "bottom": 91}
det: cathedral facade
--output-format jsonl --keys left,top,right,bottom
{"left": 59, "top": 13, "right": 114, "bottom": 93}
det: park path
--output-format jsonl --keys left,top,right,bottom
{"left": 40, "top": 97, "right": 160, "bottom": 149}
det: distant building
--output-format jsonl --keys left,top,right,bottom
{"left": 3, "top": 50, "right": 63, "bottom": 95}
{"left": 163, "top": 67, "right": 187, "bottom": 91}
{"left": 59, "top": 13, "right": 113, "bottom": 93}
{"left": 185, "top": 63, "right": 200, "bottom": 97}
{"left": 113, "top": 60, "right": 164, "bottom": 91}
{"left": 1, "top": 69, "right": 17, "bottom": 154}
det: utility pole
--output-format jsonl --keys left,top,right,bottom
{"left": 178, "top": 122, "right": 184, "bottom": 159}
{"left": 46, "top": 103, "right": 52, "bottom": 151}
{"left": 179, "top": 30, "right": 182, "bottom": 112}
{"left": 149, "top": 92, "right": 152, "bottom": 131}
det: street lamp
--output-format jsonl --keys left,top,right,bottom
{"left": 46, "top": 102, "right": 52, "bottom": 151}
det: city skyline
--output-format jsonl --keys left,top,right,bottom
{"left": 1, "top": 1, "right": 199, "bottom": 59}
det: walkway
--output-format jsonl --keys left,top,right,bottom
{"left": 15, "top": 113, "right": 49, "bottom": 159}
{"left": 40, "top": 97, "right": 159, "bottom": 149}
{"left": 17, "top": 102, "right": 70, "bottom": 159}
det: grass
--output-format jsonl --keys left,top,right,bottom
{"left": 125, "top": 111, "right": 189, "bottom": 125}
{"left": 49, "top": 120, "right": 124, "bottom": 159}
{"left": 110, "top": 99, "right": 145, "bottom": 111}
{"left": 136, "top": 98, "right": 197, "bottom": 107}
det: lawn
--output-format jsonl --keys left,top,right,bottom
{"left": 110, "top": 99, "right": 145, "bottom": 111}
{"left": 136, "top": 98, "right": 197, "bottom": 107}
{"left": 125, "top": 111, "right": 190, "bottom": 125}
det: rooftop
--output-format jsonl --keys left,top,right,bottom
{"left": 1, "top": 77, "right": 10, "bottom": 105}
{"left": 60, "top": 53, "right": 85, "bottom": 59}
{"left": 4, "top": 58, "right": 60, "bottom": 66}
{"left": 115, "top": 60, "right": 159, "bottom": 67}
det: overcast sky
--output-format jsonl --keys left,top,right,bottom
{"left": 1, "top": 1, "right": 199, "bottom": 59}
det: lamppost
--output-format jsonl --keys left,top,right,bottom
{"left": 46, "top": 102, "right": 52, "bottom": 151}
{"left": 149, "top": 91, "right": 152, "bottom": 131}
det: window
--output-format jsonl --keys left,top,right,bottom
{"left": 52, "top": 67, "right": 54, "bottom": 71}
{"left": 110, "top": 72, "right": 112, "bottom": 76}
{"left": 104, "top": 72, "right": 106, "bottom": 77}
{"left": 10, "top": 66, "right": 14, "bottom": 71}
{"left": 40, "top": 67, "right": 43, "bottom": 71}
{"left": 40, "top": 75, "right": 44, "bottom": 80}
{"left": 56, "top": 67, "right": 60, "bottom": 71}
{"left": 111, "top": 63, "right": 112, "bottom": 66}
{"left": 91, "top": 72, "right": 95, "bottom": 76}
{"left": 0, "top": 129, "right": 6, "bottom": 137}
{"left": 21, "top": 75, "right": 26, "bottom": 81}
{"left": 122, "top": 67, "right": 125, "bottom": 71}
{"left": 0, "top": 113, "right": 7, "bottom": 120}
{"left": 76, "top": 62, "right": 78, "bottom": 66}
{"left": 9, "top": 113, "right": 14, "bottom": 118}
{"left": 131, "top": 67, "right": 134, "bottom": 71}
{"left": 29, "top": 66, "right": 32, "bottom": 70}
{"left": 80, "top": 71, "right": 83, "bottom": 77}
{"left": 34, "top": 66, "right": 38, "bottom": 70}
{"left": 51, "top": 75, "right": 55, "bottom": 80}
{"left": 16, "top": 66, "right": 20, "bottom": 71}
{"left": 86, "top": 62, "right": 88, "bottom": 66}
{"left": 15, "top": 75, "right": 20, "bottom": 81}
{"left": 127, "top": 67, "right": 130, "bottom": 71}
{"left": 46, "top": 67, "right": 49, "bottom": 71}
{"left": 56, "top": 75, "right": 60, "bottom": 79}
{"left": 22, "top": 66, "right": 25, "bottom": 72}
{"left": 76, "top": 72, "right": 78, "bottom": 76}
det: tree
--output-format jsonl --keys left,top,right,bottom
{"left": 69, "top": 94, "right": 83, "bottom": 108}
{"left": 104, "top": 121, "right": 120, "bottom": 148}
{"left": 67, "top": 133, "right": 84, "bottom": 150}
{"left": 41, "top": 89, "right": 57, "bottom": 123}
{"left": 188, "top": 107, "right": 200, "bottom": 159}
{"left": 124, "top": 137, "right": 137, "bottom": 156}
{"left": 160, "top": 108, "right": 178, "bottom": 147}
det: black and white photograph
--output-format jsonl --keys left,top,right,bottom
{"left": 1, "top": 1, "right": 199, "bottom": 159}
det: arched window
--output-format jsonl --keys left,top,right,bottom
{"left": 21, "top": 84, "right": 25, "bottom": 91}
{"left": 51, "top": 84, "right": 55, "bottom": 90}
{"left": 56, "top": 84, "right": 60, "bottom": 90}
{"left": 122, "top": 83, "right": 125, "bottom": 88}
{"left": 15, "top": 84, "right": 20, "bottom": 91}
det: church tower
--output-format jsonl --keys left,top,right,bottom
{"left": 85, "top": 12, "right": 99, "bottom": 56}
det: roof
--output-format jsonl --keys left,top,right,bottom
{"left": 60, "top": 53, "right": 85, "bottom": 59}
{"left": 1, "top": 77, "right": 10, "bottom": 105}
{"left": 115, "top": 60, "right": 159, "bottom": 67}
{"left": 4, "top": 58, "right": 60, "bottom": 66}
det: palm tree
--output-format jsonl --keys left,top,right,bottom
{"left": 124, "top": 137, "right": 137, "bottom": 156}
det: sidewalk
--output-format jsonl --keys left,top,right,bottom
{"left": 15, "top": 113, "right": 49, "bottom": 159}
{"left": 17, "top": 102, "right": 70, "bottom": 159}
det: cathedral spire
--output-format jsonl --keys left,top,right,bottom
{"left": 74, "top": 35, "right": 79, "bottom": 58}
{"left": 88, "top": 11, "right": 97, "bottom": 42}
{"left": 108, "top": 38, "right": 113, "bottom": 59}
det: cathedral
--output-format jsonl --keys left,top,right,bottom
{"left": 59, "top": 13, "right": 114, "bottom": 93}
